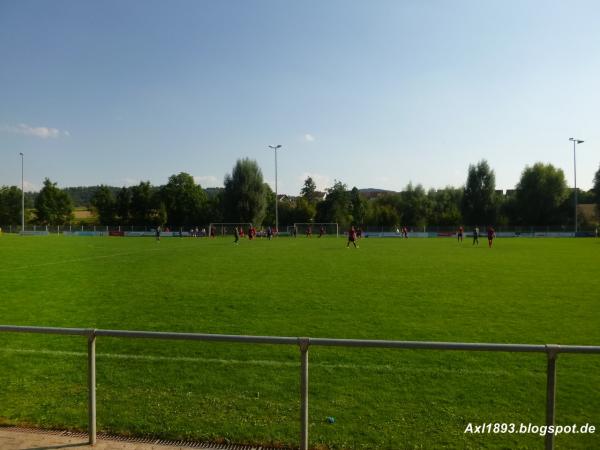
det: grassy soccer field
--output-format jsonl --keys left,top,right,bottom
{"left": 0, "top": 234, "right": 599, "bottom": 449}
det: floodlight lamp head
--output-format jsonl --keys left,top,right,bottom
{"left": 577, "top": 140, "right": 584, "bottom": 144}
{"left": 19, "top": 152, "right": 23, "bottom": 156}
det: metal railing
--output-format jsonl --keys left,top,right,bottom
{"left": 1, "top": 325, "right": 599, "bottom": 450}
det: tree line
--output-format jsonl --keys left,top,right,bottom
{"left": 1, "top": 158, "right": 600, "bottom": 229}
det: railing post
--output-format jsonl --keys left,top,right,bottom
{"left": 545, "top": 345, "right": 559, "bottom": 450}
{"left": 299, "top": 337, "right": 310, "bottom": 450}
{"left": 88, "top": 330, "right": 97, "bottom": 445}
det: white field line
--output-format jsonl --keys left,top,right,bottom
{"left": 0, "top": 248, "right": 163, "bottom": 272}
{"left": 0, "top": 347, "right": 539, "bottom": 376}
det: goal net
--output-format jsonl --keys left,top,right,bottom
{"left": 208, "top": 223, "right": 253, "bottom": 237}
{"left": 293, "top": 223, "right": 339, "bottom": 238}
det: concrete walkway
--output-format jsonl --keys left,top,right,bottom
{"left": 0, "top": 427, "right": 272, "bottom": 450}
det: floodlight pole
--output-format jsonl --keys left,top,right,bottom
{"left": 20, "top": 152, "right": 24, "bottom": 232}
{"left": 569, "top": 138, "right": 584, "bottom": 235}
{"left": 268, "top": 145, "right": 282, "bottom": 234}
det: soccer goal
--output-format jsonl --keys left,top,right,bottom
{"left": 208, "top": 223, "right": 253, "bottom": 237}
{"left": 293, "top": 223, "right": 339, "bottom": 238}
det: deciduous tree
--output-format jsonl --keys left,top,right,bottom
{"left": 223, "top": 158, "right": 266, "bottom": 224}
{"left": 160, "top": 172, "right": 207, "bottom": 227}
{"left": 514, "top": 163, "right": 569, "bottom": 225}
{"left": 461, "top": 160, "right": 498, "bottom": 225}
{"left": 34, "top": 178, "right": 74, "bottom": 225}
{"left": 91, "top": 185, "right": 117, "bottom": 225}
{"left": 0, "top": 186, "right": 27, "bottom": 225}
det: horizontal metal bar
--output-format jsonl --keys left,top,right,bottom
{"left": 94, "top": 329, "right": 299, "bottom": 345}
{"left": 0, "top": 325, "right": 93, "bottom": 336}
{"left": 549, "top": 345, "right": 600, "bottom": 354}
{"left": 2, "top": 325, "right": 600, "bottom": 354}
{"left": 309, "top": 338, "right": 547, "bottom": 352}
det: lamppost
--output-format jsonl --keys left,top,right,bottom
{"left": 19, "top": 152, "right": 24, "bottom": 232}
{"left": 569, "top": 138, "right": 584, "bottom": 235}
{"left": 268, "top": 145, "right": 282, "bottom": 234}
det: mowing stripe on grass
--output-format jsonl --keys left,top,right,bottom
{"left": 0, "top": 348, "right": 542, "bottom": 376}
{"left": 0, "top": 248, "right": 164, "bottom": 272}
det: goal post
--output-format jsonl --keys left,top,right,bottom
{"left": 293, "top": 223, "right": 339, "bottom": 238}
{"left": 208, "top": 223, "right": 253, "bottom": 237}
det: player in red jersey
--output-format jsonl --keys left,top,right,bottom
{"left": 487, "top": 226, "right": 495, "bottom": 248}
{"left": 346, "top": 226, "right": 359, "bottom": 248}
{"left": 319, "top": 226, "right": 325, "bottom": 238}
{"left": 457, "top": 226, "right": 464, "bottom": 243}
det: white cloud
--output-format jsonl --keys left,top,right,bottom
{"left": 1, "top": 123, "right": 69, "bottom": 139}
{"left": 304, "top": 133, "right": 315, "bottom": 142}
{"left": 298, "top": 172, "right": 331, "bottom": 191}
{"left": 194, "top": 175, "right": 219, "bottom": 187}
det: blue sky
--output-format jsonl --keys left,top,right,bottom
{"left": 1, "top": 0, "right": 599, "bottom": 194}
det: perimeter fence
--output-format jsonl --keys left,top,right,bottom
{"left": 1, "top": 325, "right": 599, "bottom": 449}
{"left": 1, "top": 224, "right": 598, "bottom": 237}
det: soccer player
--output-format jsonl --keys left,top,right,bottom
{"left": 319, "top": 226, "right": 325, "bottom": 238}
{"left": 457, "top": 226, "right": 464, "bottom": 243}
{"left": 473, "top": 226, "right": 479, "bottom": 245}
{"left": 234, "top": 226, "right": 240, "bottom": 245}
{"left": 306, "top": 226, "right": 312, "bottom": 238}
{"left": 487, "top": 226, "right": 495, "bottom": 248}
{"left": 267, "top": 226, "right": 273, "bottom": 240}
{"left": 210, "top": 226, "right": 216, "bottom": 238}
{"left": 346, "top": 226, "right": 359, "bottom": 248}
{"left": 155, "top": 225, "right": 161, "bottom": 242}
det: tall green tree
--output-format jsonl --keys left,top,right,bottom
{"left": 130, "top": 181, "right": 157, "bottom": 225}
{"left": 365, "top": 202, "right": 400, "bottom": 227}
{"left": 400, "top": 183, "right": 430, "bottom": 228}
{"left": 367, "top": 193, "right": 402, "bottom": 226}
{"left": 263, "top": 183, "right": 276, "bottom": 225}
{"left": 428, "top": 187, "right": 463, "bottom": 226}
{"left": 116, "top": 187, "right": 132, "bottom": 225}
{"left": 0, "top": 186, "right": 28, "bottom": 225}
{"left": 205, "top": 190, "right": 225, "bottom": 223}
{"left": 349, "top": 187, "right": 367, "bottom": 225}
{"left": 34, "top": 178, "right": 74, "bottom": 225}
{"left": 315, "top": 180, "right": 351, "bottom": 227}
{"left": 514, "top": 163, "right": 569, "bottom": 225}
{"left": 293, "top": 197, "right": 316, "bottom": 223}
{"left": 300, "top": 176, "right": 318, "bottom": 204}
{"left": 594, "top": 164, "right": 600, "bottom": 216}
{"left": 461, "top": 160, "right": 498, "bottom": 225}
{"left": 90, "top": 185, "right": 117, "bottom": 225}
{"left": 160, "top": 172, "right": 207, "bottom": 227}
{"left": 223, "top": 158, "right": 267, "bottom": 224}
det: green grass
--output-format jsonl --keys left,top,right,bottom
{"left": 1, "top": 234, "right": 599, "bottom": 449}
